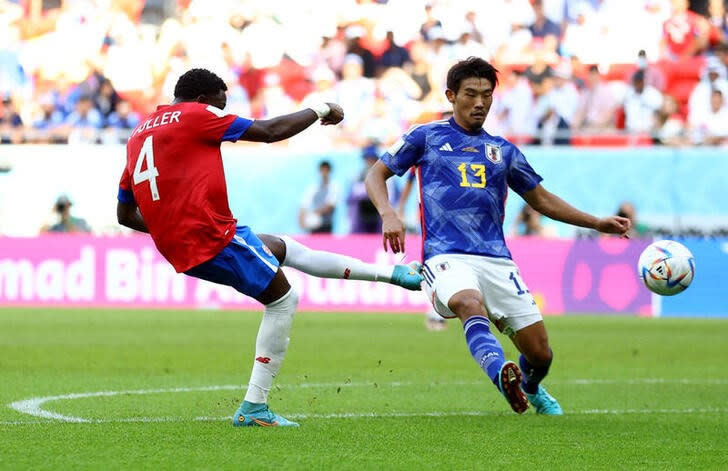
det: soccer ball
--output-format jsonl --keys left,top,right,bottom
{"left": 637, "top": 240, "right": 695, "bottom": 296}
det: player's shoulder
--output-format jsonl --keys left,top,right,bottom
{"left": 404, "top": 118, "right": 450, "bottom": 137}
{"left": 482, "top": 132, "right": 523, "bottom": 157}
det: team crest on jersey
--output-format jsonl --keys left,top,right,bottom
{"left": 486, "top": 144, "right": 502, "bottom": 164}
{"left": 435, "top": 262, "right": 450, "bottom": 272}
{"left": 262, "top": 244, "right": 273, "bottom": 257}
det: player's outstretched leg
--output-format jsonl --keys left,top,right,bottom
{"left": 513, "top": 322, "right": 563, "bottom": 415}
{"left": 260, "top": 235, "right": 423, "bottom": 290}
{"left": 452, "top": 291, "right": 528, "bottom": 414}
{"left": 233, "top": 271, "right": 300, "bottom": 427}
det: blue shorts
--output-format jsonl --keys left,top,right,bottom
{"left": 185, "top": 226, "right": 279, "bottom": 299}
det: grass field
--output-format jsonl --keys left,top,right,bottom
{"left": 1, "top": 308, "right": 727, "bottom": 470}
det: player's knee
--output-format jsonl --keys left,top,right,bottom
{"left": 529, "top": 347, "right": 553, "bottom": 367}
{"left": 448, "top": 294, "right": 485, "bottom": 318}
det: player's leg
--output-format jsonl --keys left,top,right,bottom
{"left": 258, "top": 234, "right": 423, "bottom": 290}
{"left": 234, "top": 268, "right": 301, "bottom": 427}
{"left": 511, "top": 321, "right": 562, "bottom": 415}
{"left": 184, "top": 227, "right": 300, "bottom": 426}
{"left": 422, "top": 257, "right": 528, "bottom": 414}
{"left": 480, "top": 258, "right": 562, "bottom": 415}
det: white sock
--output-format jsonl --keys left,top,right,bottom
{"left": 280, "top": 235, "right": 393, "bottom": 282}
{"left": 243, "top": 288, "right": 299, "bottom": 404}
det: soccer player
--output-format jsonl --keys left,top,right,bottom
{"left": 365, "top": 57, "right": 630, "bottom": 415}
{"left": 116, "top": 68, "right": 424, "bottom": 427}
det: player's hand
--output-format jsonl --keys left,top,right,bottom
{"left": 320, "top": 103, "right": 344, "bottom": 125}
{"left": 595, "top": 216, "right": 631, "bottom": 238}
{"left": 382, "top": 211, "right": 406, "bottom": 253}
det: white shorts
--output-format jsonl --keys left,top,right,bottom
{"left": 422, "top": 253, "right": 542, "bottom": 337}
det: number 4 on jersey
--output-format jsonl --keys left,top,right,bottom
{"left": 133, "top": 135, "right": 160, "bottom": 201}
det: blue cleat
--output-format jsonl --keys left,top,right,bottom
{"left": 498, "top": 361, "right": 529, "bottom": 414}
{"left": 232, "top": 401, "right": 299, "bottom": 427}
{"left": 525, "top": 385, "right": 563, "bottom": 415}
{"left": 391, "top": 262, "right": 424, "bottom": 291}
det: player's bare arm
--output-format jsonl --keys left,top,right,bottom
{"left": 241, "top": 103, "right": 344, "bottom": 143}
{"left": 364, "top": 160, "right": 406, "bottom": 253}
{"left": 523, "top": 184, "right": 631, "bottom": 236}
{"left": 116, "top": 200, "right": 149, "bottom": 233}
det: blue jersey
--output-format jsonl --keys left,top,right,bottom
{"left": 380, "top": 118, "right": 542, "bottom": 261}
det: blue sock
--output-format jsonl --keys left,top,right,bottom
{"left": 463, "top": 316, "right": 505, "bottom": 387}
{"left": 519, "top": 351, "right": 552, "bottom": 394}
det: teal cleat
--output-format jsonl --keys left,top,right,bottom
{"left": 391, "top": 262, "right": 424, "bottom": 291}
{"left": 232, "top": 401, "right": 300, "bottom": 427}
{"left": 498, "top": 361, "right": 529, "bottom": 414}
{"left": 525, "top": 385, "right": 563, "bottom": 415}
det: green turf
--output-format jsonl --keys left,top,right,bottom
{"left": 1, "top": 308, "right": 727, "bottom": 470}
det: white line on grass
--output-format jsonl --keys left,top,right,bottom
{"left": 2, "top": 407, "right": 727, "bottom": 426}
{"left": 6, "top": 378, "right": 727, "bottom": 424}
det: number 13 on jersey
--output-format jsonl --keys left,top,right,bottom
{"left": 133, "top": 135, "right": 160, "bottom": 201}
{"left": 457, "top": 162, "right": 486, "bottom": 188}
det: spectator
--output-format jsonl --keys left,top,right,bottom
{"left": 616, "top": 201, "right": 650, "bottom": 238}
{"left": 347, "top": 144, "right": 397, "bottom": 234}
{"left": 452, "top": 31, "right": 484, "bottom": 62}
{"left": 496, "top": 68, "right": 537, "bottom": 139}
{"left": 707, "top": 0, "right": 727, "bottom": 47}
{"left": 529, "top": 0, "right": 561, "bottom": 54}
{"left": 687, "top": 57, "right": 728, "bottom": 129}
{"left": 511, "top": 204, "right": 557, "bottom": 237}
{"left": 378, "top": 31, "right": 411, "bottom": 73}
{"left": 403, "top": 40, "right": 437, "bottom": 102}
{"left": 690, "top": 89, "right": 728, "bottom": 145}
{"left": 345, "top": 25, "right": 377, "bottom": 79}
{"left": 572, "top": 65, "right": 618, "bottom": 131}
{"left": 653, "top": 94, "right": 687, "bottom": 146}
{"left": 63, "top": 95, "right": 103, "bottom": 144}
{"left": 534, "top": 62, "right": 580, "bottom": 145}
{"left": 662, "top": 0, "right": 710, "bottom": 58}
{"left": 715, "top": 42, "right": 728, "bottom": 76}
{"left": 623, "top": 70, "right": 663, "bottom": 133}
{"left": 559, "top": 3, "right": 600, "bottom": 63}
{"left": 463, "top": 10, "right": 484, "bottom": 44}
{"left": 41, "top": 195, "right": 91, "bottom": 234}
{"left": 419, "top": 3, "right": 443, "bottom": 42}
{"left": 524, "top": 49, "right": 554, "bottom": 97}
{"left": 31, "top": 93, "right": 67, "bottom": 144}
{"left": 335, "top": 54, "right": 376, "bottom": 137}
{"left": 635, "top": 49, "right": 666, "bottom": 92}
{"left": 103, "top": 100, "right": 140, "bottom": 144}
{"left": 299, "top": 160, "right": 339, "bottom": 234}
{"left": 93, "top": 78, "right": 120, "bottom": 120}
{"left": 0, "top": 95, "right": 23, "bottom": 144}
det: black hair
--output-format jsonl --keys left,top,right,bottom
{"left": 173, "top": 68, "right": 227, "bottom": 100}
{"left": 446, "top": 57, "right": 498, "bottom": 93}
{"left": 319, "top": 160, "right": 332, "bottom": 170}
{"left": 632, "top": 69, "right": 645, "bottom": 83}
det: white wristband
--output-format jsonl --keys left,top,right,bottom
{"left": 310, "top": 103, "right": 331, "bottom": 119}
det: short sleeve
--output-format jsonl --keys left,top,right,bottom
{"left": 118, "top": 167, "right": 135, "bottom": 203}
{"left": 379, "top": 124, "right": 427, "bottom": 176}
{"left": 199, "top": 105, "right": 253, "bottom": 142}
{"left": 507, "top": 147, "right": 543, "bottom": 196}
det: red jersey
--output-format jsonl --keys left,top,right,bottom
{"left": 118, "top": 102, "right": 253, "bottom": 272}
{"left": 663, "top": 11, "right": 704, "bottom": 57}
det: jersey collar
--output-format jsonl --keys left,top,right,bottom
{"left": 449, "top": 117, "right": 486, "bottom": 137}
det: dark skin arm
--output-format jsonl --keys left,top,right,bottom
{"left": 117, "top": 200, "right": 149, "bottom": 233}
{"left": 240, "top": 103, "right": 344, "bottom": 143}
{"left": 522, "top": 184, "right": 631, "bottom": 236}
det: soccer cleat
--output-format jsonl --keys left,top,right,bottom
{"left": 232, "top": 402, "right": 299, "bottom": 427}
{"left": 497, "top": 361, "right": 529, "bottom": 414}
{"left": 391, "top": 262, "right": 424, "bottom": 291}
{"left": 525, "top": 385, "right": 563, "bottom": 415}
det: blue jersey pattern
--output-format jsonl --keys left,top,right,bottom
{"left": 381, "top": 118, "right": 542, "bottom": 260}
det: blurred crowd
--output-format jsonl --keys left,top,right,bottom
{"left": 1, "top": 0, "right": 728, "bottom": 147}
